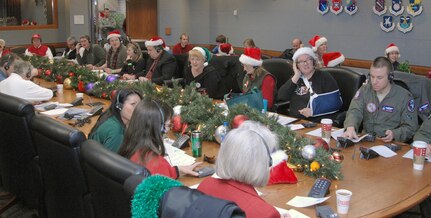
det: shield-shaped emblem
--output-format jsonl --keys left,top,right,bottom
{"left": 397, "top": 15, "right": 413, "bottom": 33}
{"left": 407, "top": 0, "right": 423, "bottom": 16}
{"left": 390, "top": 0, "right": 404, "bottom": 16}
{"left": 345, "top": 0, "right": 358, "bottom": 15}
{"left": 373, "top": 0, "right": 387, "bottom": 16}
{"left": 380, "top": 15, "right": 395, "bottom": 32}
{"left": 317, "top": 0, "right": 329, "bottom": 15}
{"left": 330, "top": 0, "right": 343, "bottom": 15}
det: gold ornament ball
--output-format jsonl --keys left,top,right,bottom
{"left": 331, "top": 151, "right": 344, "bottom": 163}
{"left": 310, "top": 161, "right": 321, "bottom": 171}
{"left": 63, "top": 78, "right": 72, "bottom": 89}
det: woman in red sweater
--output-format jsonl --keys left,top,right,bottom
{"left": 118, "top": 99, "right": 201, "bottom": 179}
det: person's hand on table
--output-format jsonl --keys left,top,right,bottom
{"left": 178, "top": 162, "right": 203, "bottom": 177}
{"left": 298, "top": 108, "right": 312, "bottom": 118}
{"left": 378, "top": 130, "right": 394, "bottom": 143}
{"left": 104, "top": 68, "right": 112, "bottom": 74}
{"left": 139, "top": 76, "right": 149, "bottom": 82}
{"left": 343, "top": 126, "right": 358, "bottom": 140}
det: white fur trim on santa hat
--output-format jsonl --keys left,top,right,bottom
{"left": 145, "top": 39, "right": 163, "bottom": 47}
{"left": 292, "top": 47, "right": 317, "bottom": 62}
{"left": 239, "top": 54, "right": 263, "bottom": 66}
{"left": 107, "top": 33, "right": 121, "bottom": 41}
{"left": 192, "top": 47, "right": 209, "bottom": 67}
{"left": 270, "top": 150, "right": 288, "bottom": 168}
{"left": 327, "top": 54, "right": 345, "bottom": 67}
{"left": 312, "top": 37, "right": 327, "bottom": 52}
{"left": 385, "top": 45, "right": 399, "bottom": 55}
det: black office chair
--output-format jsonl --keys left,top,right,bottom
{"left": 0, "top": 93, "right": 43, "bottom": 214}
{"left": 263, "top": 59, "right": 294, "bottom": 114}
{"left": 174, "top": 53, "right": 189, "bottom": 79}
{"left": 80, "top": 140, "right": 151, "bottom": 218}
{"left": 319, "top": 67, "right": 366, "bottom": 127}
{"left": 30, "top": 114, "right": 92, "bottom": 218}
{"left": 210, "top": 55, "right": 244, "bottom": 93}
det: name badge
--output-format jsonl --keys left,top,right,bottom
{"left": 382, "top": 105, "right": 394, "bottom": 113}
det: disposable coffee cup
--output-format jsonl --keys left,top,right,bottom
{"left": 76, "top": 93, "right": 84, "bottom": 98}
{"left": 321, "top": 119, "right": 333, "bottom": 143}
{"left": 336, "top": 189, "right": 352, "bottom": 214}
{"left": 56, "top": 84, "right": 63, "bottom": 94}
{"left": 412, "top": 141, "right": 427, "bottom": 170}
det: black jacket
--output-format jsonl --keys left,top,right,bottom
{"left": 144, "top": 51, "right": 177, "bottom": 85}
{"left": 184, "top": 65, "right": 227, "bottom": 100}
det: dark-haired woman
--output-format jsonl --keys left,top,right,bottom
{"left": 119, "top": 99, "right": 201, "bottom": 179}
{"left": 88, "top": 89, "right": 142, "bottom": 152}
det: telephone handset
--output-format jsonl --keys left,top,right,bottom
{"left": 308, "top": 178, "right": 331, "bottom": 198}
{"left": 172, "top": 134, "right": 190, "bottom": 149}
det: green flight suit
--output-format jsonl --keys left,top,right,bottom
{"left": 414, "top": 117, "right": 431, "bottom": 143}
{"left": 344, "top": 83, "right": 418, "bottom": 142}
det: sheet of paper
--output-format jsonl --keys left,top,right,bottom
{"left": 288, "top": 124, "right": 305, "bottom": 131}
{"left": 306, "top": 128, "right": 322, "bottom": 137}
{"left": 164, "top": 138, "right": 195, "bottom": 166}
{"left": 268, "top": 112, "right": 298, "bottom": 125}
{"left": 275, "top": 207, "right": 309, "bottom": 218}
{"left": 351, "top": 134, "right": 370, "bottom": 143}
{"left": 40, "top": 108, "right": 68, "bottom": 116}
{"left": 331, "top": 128, "right": 345, "bottom": 140}
{"left": 370, "top": 145, "right": 397, "bottom": 158}
{"left": 403, "top": 149, "right": 431, "bottom": 162}
{"left": 189, "top": 183, "right": 199, "bottom": 189}
{"left": 286, "top": 196, "right": 330, "bottom": 208}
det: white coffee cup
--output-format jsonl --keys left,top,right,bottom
{"left": 321, "top": 118, "right": 333, "bottom": 143}
{"left": 412, "top": 141, "right": 427, "bottom": 170}
{"left": 56, "top": 84, "right": 63, "bottom": 94}
{"left": 336, "top": 189, "right": 352, "bottom": 214}
{"left": 76, "top": 93, "right": 84, "bottom": 98}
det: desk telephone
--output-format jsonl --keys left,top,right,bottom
{"left": 172, "top": 135, "right": 190, "bottom": 149}
{"left": 308, "top": 178, "right": 331, "bottom": 198}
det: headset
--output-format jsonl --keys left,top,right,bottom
{"left": 249, "top": 130, "right": 273, "bottom": 167}
{"left": 3, "top": 54, "right": 12, "bottom": 71}
{"left": 368, "top": 57, "right": 395, "bottom": 83}
{"left": 154, "top": 45, "right": 163, "bottom": 53}
{"left": 115, "top": 90, "right": 123, "bottom": 111}
{"left": 152, "top": 100, "right": 166, "bottom": 133}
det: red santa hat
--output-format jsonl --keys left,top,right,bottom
{"left": 292, "top": 47, "right": 317, "bottom": 62}
{"left": 218, "top": 43, "right": 234, "bottom": 56}
{"left": 145, "top": 36, "right": 170, "bottom": 51}
{"left": 268, "top": 150, "right": 298, "bottom": 185}
{"left": 322, "top": 51, "right": 345, "bottom": 67}
{"left": 239, "top": 47, "right": 263, "bottom": 66}
{"left": 107, "top": 30, "right": 121, "bottom": 41}
{"left": 309, "top": 35, "right": 327, "bottom": 52}
{"left": 385, "top": 43, "right": 400, "bottom": 55}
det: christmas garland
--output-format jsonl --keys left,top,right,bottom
{"left": 26, "top": 56, "right": 343, "bottom": 180}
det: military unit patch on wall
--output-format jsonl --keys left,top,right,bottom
{"left": 374, "top": 0, "right": 423, "bottom": 33}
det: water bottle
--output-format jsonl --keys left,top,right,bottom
{"left": 220, "top": 121, "right": 229, "bottom": 142}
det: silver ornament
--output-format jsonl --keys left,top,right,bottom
{"left": 173, "top": 105, "right": 182, "bottom": 116}
{"left": 214, "top": 124, "right": 229, "bottom": 144}
{"left": 222, "top": 110, "right": 229, "bottom": 117}
{"left": 301, "top": 145, "right": 316, "bottom": 160}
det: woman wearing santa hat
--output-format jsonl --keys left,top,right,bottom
{"left": 216, "top": 43, "right": 234, "bottom": 56}
{"left": 183, "top": 47, "right": 227, "bottom": 99}
{"left": 277, "top": 47, "right": 342, "bottom": 121}
{"left": 100, "top": 30, "right": 127, "bottom": 74}
{"left": 385, "top": 43, "right": 400, "bottom": 70}
{"left": 308, "top": 35, "right": 328, "bottom": 68}
{"left": 240, "top": 47, "right": 276, "bottom": 109}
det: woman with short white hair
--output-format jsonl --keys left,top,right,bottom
{"left": 197, "top": 121, "right": 282, "bottom": 218}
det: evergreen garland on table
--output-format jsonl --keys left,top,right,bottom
{"left": 26, "top": 56, "right": 343, "bottom": 180}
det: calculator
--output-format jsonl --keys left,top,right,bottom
{"left": 308, "top": 178, "right": 331, "bottom": 198}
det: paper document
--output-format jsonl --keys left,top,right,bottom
{"left": 164, "top": 138, "right": 195, "bottom": 166}
{"left": 40, "top": 108, "right": 69, "bottom": 116}
{"left": 273, "top": 207, "right": 310, "bottom": 218}
{"left": 267, "top": 112, "right": 298, "bottom": 125}
{"left": 288, "top": 124, "right": 305, "bottom": 131}
{"left": 286, "top": 196, "right": 330, "bottom": 208}
{"left": 369, "top": 145, "right": 397, "bottom": 158}
{"left": 403, "top": 149, "right": 431, "bottom": 162}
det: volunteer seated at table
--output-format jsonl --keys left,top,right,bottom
{"left": 0, "top": 60, "right": 52, "bottom": 102}
{"left": 183, "top": 47, "right": 227, "bottom": 100}
{"left": 240, "top": 47, "right": 276, "bottom": 109}
{"left": 139, "top": 36, "right": 177, "bottom": 85}
{"left": 198, "top": 121, "right": 285, "bottom": 218}
{"left": 0, "top": 53, "right": 19, "bottom": 82}
{"left": 76, "top": 35, "right": 106, "bottom": 70}
{"left": 88, "top": 89, "right": 142, "bottom": 152}
{"left": 119, "top": 42, "right": 146, "bottom": 80}
{"left": 99, "top": 30, "right": 127, "bottom": 74}
{"left": 343, "top": 57, "right": 418, "bottom": 143}
{"left": 414, "top": 117, "right": 431, "bottom": 155}
{"left": 118, "top": 99, "right": 201, "bottom": 179}
{"left": 24, "top": 34, "right": 54, "bottom": 61}
{"left": 277, "top": 47, "right": 341, "bottom": 121}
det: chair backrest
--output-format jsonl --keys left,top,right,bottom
{"left": 30, "top": 114, "right": 91, "bottom": 218}
{"left": 210, "top": 55, "right": 245, "bottom": 93}
{"left": 393, "top": 79, "right": 410, "bottom": 91}
{"left": 0, "top": 93, "right": 42, "bottom": 206}
{"left": 80, "top": 140, "right": 151, "bottom": 218}
{"left": 262, "top": 58, "right": 294, "bottom": 91}
{"left": 9, "top": 46, "right": 27, "bottom": 55}
{"left": 319, "top": 67, "right": 366, "bottom": 112}
{"left": 174, "top": 53, "right": 189, "bottom": 78}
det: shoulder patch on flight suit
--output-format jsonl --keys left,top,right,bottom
{"left": 367, "top": 103, "right": 377, "bottom": 113}
{"left": 419, "top": 103, "right": 429, "bottom": 112}
{"left": 408, "top": 99, "right": 415, "bottom": 112}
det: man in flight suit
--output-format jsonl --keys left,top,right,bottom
{"left": 342, "top": 56, "right": 418, "bottom": 143}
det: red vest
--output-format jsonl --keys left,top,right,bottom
{"left": 27, "top": 45, "right": 49, "bottom": 57}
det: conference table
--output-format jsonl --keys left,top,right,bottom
{"left": 38, "top": 79, "right": 431, "bottom": 217}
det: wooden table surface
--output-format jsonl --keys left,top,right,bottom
{"left": 39, "top": 79, "right": 431, "bottom": 218}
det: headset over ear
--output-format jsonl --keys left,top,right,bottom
{"left": 4, "top": 54, "right": 12, "bottom": 71}
{"left": 250, "top": 130, "right": 273, "bottom": 167}
{"left": 152, "top": 100, "right": 166, "bottom": 133}
{"left": 115, "top": 90, "right": 123, "bottom": 111}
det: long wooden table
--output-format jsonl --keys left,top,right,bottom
{"left": 39, "top": 79, "right": 431, "bottom": 217}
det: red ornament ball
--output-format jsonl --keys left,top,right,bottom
{"left": 56, "top": 75, "right": 63, "bottom": 84}
{"left": 44, "top": 70, "right": 52, "bottom": 76}
{"left": 314, "top": 137, "right": 329, "bottom": 151}
{"left": 231, "top": 115, "right": 249, "bottom": 129}
{"left": 331, "top": 151, "right": 344, "bottom": 163}
{"left": 68, "top": 72, "right": 75, "bottom": 77}
{"left": 172, "top": 115, "right": 183, "bottom": 132}
{"left": 77, "top": 81, "right": 85, "bottom": 92}
{"left": 101, "top": 92, "right": 107, "bottom": 99}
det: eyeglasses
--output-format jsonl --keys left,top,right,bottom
{"left": 297, "top": 59, "right": 313, "bottom": 66}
